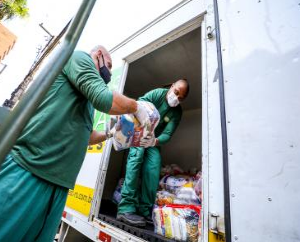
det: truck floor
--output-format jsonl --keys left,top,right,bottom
{"left": 99, "top": 199, "right": 175, "bottom": 242}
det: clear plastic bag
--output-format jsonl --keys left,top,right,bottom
{"left": 153, "top": 204, "right": 201, "bottom": 242}
{"left": 175, "top": 186, "right": 201, "bottom": 205}
{"left": 111, "top": 101, "right": 160, "bottom": 151}
{"left": 112, "top": 178, "right": 124, "bottom": 204}
{"left": 193, "top": 171, "right": 202, "bottom": 202}
{"left": 156, "top": 190, "right": 176, "bottom": 206}
{"left": 159, "top": 175, "right": 191, "bottom": 193}
{"left": 158, "top": 173, "right": 202, "bottom": 205}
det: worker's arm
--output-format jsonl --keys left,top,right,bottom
{"left": 65, "top": 52, "right": 113, "bottom": 113}
{"left": 89, "top": 116, "right": 118, "bottom": 145}
{"left": 140, "top": 115, "right": 181, "bottom": 147}
{"left": 65, "top": 52, "right": 138, "bottom": 115}
{"left": 156, "top": 109, "right": 182, "bottom": 145}
{"left": 156, "top": 122, "right": 178, "bottom": 145}
{"left": 109, "top": 91, "right": 137, "bottom": 115}
{"left": 89, "top": 130, "right": 107, "bottom": 145}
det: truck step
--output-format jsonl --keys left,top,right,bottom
{"left": 98, "top": 213, "right": 174, "bottom": 242}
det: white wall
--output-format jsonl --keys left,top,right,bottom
{"left": 161, "top": 108, "right": 202, "bottom": 172}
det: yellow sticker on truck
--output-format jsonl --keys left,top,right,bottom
{"left": 66, "top": 184, "right": 94, "bottom": 216}
{"left": 87, "top": 141, "right": 105, "bottom": 153}
{"left": 209, "top": 231, "right": 226, "bottom": 242}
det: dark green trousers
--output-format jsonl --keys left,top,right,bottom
{"left": 0, "top": 154, "right": 68, "bottom": 242}
{"left": 118, "top": 147, "right": 161, "bottom": 217}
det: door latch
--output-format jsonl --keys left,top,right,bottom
{"left": 207, "top": 26, "right": 215, "bottom": 40}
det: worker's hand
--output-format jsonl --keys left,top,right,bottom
{"left": 134, "top": 101, "right": 151, "bottom": 135}
{"left": 140, "top": 135, "right": 157, "bottom": 148}
{"left": 105, "top": 116, "right": 118, "bottom": 139}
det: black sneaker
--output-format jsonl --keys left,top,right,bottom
{"left": 144, "top": 215, "right": 154, "bottom": 225}
{"left": 117, "top": 213, "right": 146, "bottom": 227}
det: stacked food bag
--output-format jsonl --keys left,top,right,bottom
{"left": 111, "top": 101, "right": 160, "bottom": 151}
{"left": 112, "top": 178, "right": 124, "bottom": 204}
{"left": 153, "top": 165, "right": 202, "bottom": 241}
{"left": 153, "top": 204, "right": 201, "bottom": 242}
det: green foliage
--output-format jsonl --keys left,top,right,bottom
{"left": 0, "top": 0, "right": 29, "bottom": 20}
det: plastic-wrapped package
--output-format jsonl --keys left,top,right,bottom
{"left": 153, "top": 207, "right": 164, "bottom": 235}
{"left": 194, "top": 171, "right": 202, "bottom": 201}
{"left": 156, "top": 191, "right": 176, "bottom": 206}
{"left": 158, "top": 172, "right": 202, "bottom": 203}
{"left": 112, "top": 101, "right": 160, "bottom": 151}
{"left": 153, "top": 204, "right": 201, "bottom": 242}
{"left": 159, "top": 175, "right": 191, "bottom": 193}
{"left": 112, "top": 178, "right": 124, "bottom": 204}
{"left": 175, "top": 186, "right": 201, "bottom": 205}
{"left": 163, "top": 207, "right": 174, "bottom": 239}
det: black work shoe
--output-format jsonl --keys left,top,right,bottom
{"left": 117, "top": 213, "right": 146, "bottom": 227}
{"left": 144, "top": 215, "right": 154, "bottom": 225}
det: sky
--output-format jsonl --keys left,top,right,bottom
{"left": 0, "top": 0, "right": 181, "bottom": 104}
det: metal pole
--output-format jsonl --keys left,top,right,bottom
{"left": 0, "top": 0, "right": 97, "bottom": 164}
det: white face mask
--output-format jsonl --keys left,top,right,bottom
{"left": 167, "top": 91, "right": 180, "bottom": 107}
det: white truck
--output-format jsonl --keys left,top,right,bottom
{"left": 59, "top": 0, "right": 300, "bottom": 241}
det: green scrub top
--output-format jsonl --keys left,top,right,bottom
{"left": 139, "top": 88, "right": 182, "bottom": 145}
{"left": 11, "top": 51, "right": 113, "bottom": 189}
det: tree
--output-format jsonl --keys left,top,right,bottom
{"left": 0, "top": 0, "right": 29, "bottom": 20}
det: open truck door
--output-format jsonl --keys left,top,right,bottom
{"left": 214, "top": 0, "right": 300, "bottom": 241}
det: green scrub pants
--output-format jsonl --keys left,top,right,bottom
{"left": 118, "top": 147, "right": 161, "bottom": 217}
{"left": 0, "top": 154, "right": 68, "bottom": 242}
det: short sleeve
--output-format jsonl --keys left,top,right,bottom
{"left": 63, "top": 51, "right": 113, "bottom": 113}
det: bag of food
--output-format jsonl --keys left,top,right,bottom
{"left": 112, "top": 178, "right": 124, "bottom": 204}
{"left": 175, "top": 186, "right": 201, "bottom": 205}
{"left": 111, "top": 101, "right": 160, "bottom": 151}
{"left": 156, "top": 190, "right": 176, "bottom": 206}
{"left": 159, "top": 175, "right": 192, "bottom": 193}
{"left": 153, "top": 204, "right": 201, "bottom": 242}
{"left": 194, "top": 171, "right": 202, "bottom": 202}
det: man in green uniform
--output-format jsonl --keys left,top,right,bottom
{"left": 117, "top": 79, "right": 189, "bottom": 227}
{"left": 0, "top": 45, "right": 150, "bottom": 242}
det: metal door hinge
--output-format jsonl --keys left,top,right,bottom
{"left": 209, "top": 212, "right": 225, "bottom": 234}
{"left": 207, "top": 26, "right": 215, "bottom": 40}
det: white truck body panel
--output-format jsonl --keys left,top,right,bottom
{"left": 217, "top": 0, "right": 300, "bottom": 241}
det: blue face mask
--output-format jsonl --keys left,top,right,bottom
{"left": 98, "top": 55, "right": 111, "bottom": 84}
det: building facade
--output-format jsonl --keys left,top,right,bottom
{"left": 0, "top": 23, "right": 17, "bottom": 61}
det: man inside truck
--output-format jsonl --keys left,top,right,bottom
{"left": 117, "top": 79, "right": 189, "bottom": 227}
{"left": 0, "top": 45, "right": 151, "bottom": 242}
